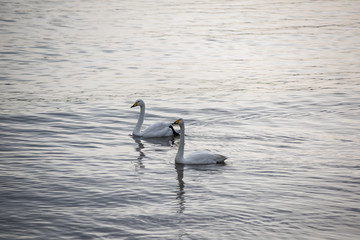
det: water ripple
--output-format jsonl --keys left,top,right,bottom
{"left": 1, "top": 0, "right": 359, "bottom": 239}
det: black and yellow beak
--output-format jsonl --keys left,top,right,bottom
{"left": 172, "top": 119, "right": 181, "bottom": 125}
{"left": 131, "top": 102, "right": 138, "bottom": 108}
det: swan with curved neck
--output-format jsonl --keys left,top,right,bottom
{"left": 171, "top": 118, "right": 226, "bottom": 164}
{"left": 131, "top": 99, "right": 177, "bottom": 137}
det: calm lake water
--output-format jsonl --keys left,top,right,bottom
{"left": 1, "top": 0, "right": 360, "bottom": 239}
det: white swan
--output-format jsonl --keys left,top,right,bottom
{"left": 172, "top": 118, "right": 227, "bottom": 164}
{"left": 131, "top": 99, "right": 176, "bottom": 137}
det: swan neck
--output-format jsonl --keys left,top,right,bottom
{"left": 175, "top": 122, "right": 185, "bottom": 163}
{"left": 133, "top": 104, "right": 145, "bottom": 135}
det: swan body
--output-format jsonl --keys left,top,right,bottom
{"left": 172, "top": 118, "right": 227, "bottom": 164}
{"left": 131, "top": 99, "right": 175, "bottom": 137}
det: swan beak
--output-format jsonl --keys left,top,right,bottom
{"left": 173, "top": 119, "right": 180, "bottom": 125}
{"left": 131, "top": 102, "right": 138, "bottom": 108}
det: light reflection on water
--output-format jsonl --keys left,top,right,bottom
{"left": 1, "top": 0, "right": 360, "bottom": 239}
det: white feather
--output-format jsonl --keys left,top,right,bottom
{"left": 173, "top": 118, "right": 226, "bottom": 164}
{"left": 131, "top": 99, "right": 174, "bottom": 137}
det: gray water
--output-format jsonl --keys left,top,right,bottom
{"left": 1, "top": 0, "right": 360, "bottom": 239}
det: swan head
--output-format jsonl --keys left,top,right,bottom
{"left": 131, "top": 99, "right": 144, "bottom": 108}
{"left": 172, "top": 118, "right": 184, "bottom": 125}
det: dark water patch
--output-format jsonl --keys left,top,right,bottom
{"left": 0, "top": 51, "right": 18, "bottom": 54}
{"left": 0, "top": 19, "right": 16, "bottom": 23}
{"left": 0, "top": 114, "right": 55, "bottom": 124}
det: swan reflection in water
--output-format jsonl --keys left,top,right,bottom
{"left": 132, "top": 135, "right": 178, "bottom": 170}
{"left": 132, "top": 136, "right": 145, "bottom": 170}
{"left": 174, "top": 163, "right": 227, "bottom": 240}
{"left": 174, "top": 162, "right": 227, "bottom": 215}
{"left": 175, "top": 164, "right": 186, "bottom": 214}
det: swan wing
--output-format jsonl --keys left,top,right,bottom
{"left": 183, "top": 150, "right": 227, "bottom": 165}
{"left": 142, "top": 121, "right": 173, "bottom": 137}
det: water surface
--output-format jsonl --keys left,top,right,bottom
{"left": 1, "top": 0, "right": 360, "bottom": 239}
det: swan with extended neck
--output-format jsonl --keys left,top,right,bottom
{"left": 131, "top": 99, "right": 178, "bottom": 137}
{"left": 171, "top": 118, "right": 226, "bottom": 164}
